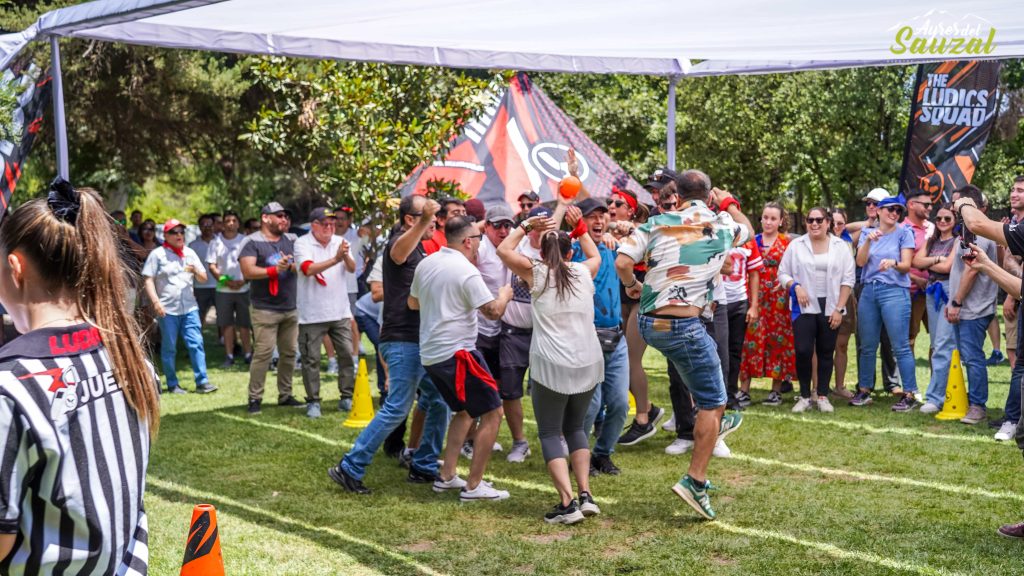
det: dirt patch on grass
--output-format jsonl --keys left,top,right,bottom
{"left": 525, "top": 531, "right": 573, "bottom": 544}
{"left": 600, "top": 531, "right": 656, "bottom": 560}
{"left": 719, "top": 470, "right": 758, "bottom": 488}
{"left": 398, "top": 541, "right": 435, "bottom": 553}
{"left": 711, "top": 553, "right": 736, "bottom": 566}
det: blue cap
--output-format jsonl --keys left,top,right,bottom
{"left": 527, "top": 205, "right": 553, "bottom": 218}
{"left": 877, "top": 196, "right": 904, "bottom": 209}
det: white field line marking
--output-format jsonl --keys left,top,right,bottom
{"left": 748, "top": 411, "right": 999, "bottom": 445}
{"left": 148, "top": 477, "right": 448, "bottom": 576}
{"left": 216, "top": 412, "right": 353, "bottom": 449}
{"left": 731, "top": 453, "right": 1024, "bottom": 503}
{"left": 713, "top": 521, "right": 968, "bottom": 576}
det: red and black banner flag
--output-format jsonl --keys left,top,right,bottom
{"left": 899, "top": 60, "right": 1001, "bottom": 203}
{"left": 398, "top": 73, "right": 649, "bottom": 206}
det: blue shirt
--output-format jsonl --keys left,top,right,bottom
{"left": 857, "top": 226, "right": 916, "bottom": 287}
{"left": 572, "top": 242, "right": 621, "bottom": 328}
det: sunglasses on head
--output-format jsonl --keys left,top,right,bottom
{"left": 936, "top": 215, "right": 954, "bottom": 223}
{"left": 805, "top": 217, "right": 826, "bottom": 225}
{"left": 607, "top": 199, "right": 626, "bottom": 208}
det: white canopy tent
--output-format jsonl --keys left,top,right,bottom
{"left": 2, "top": 0, "right": 1023, "bottom": 177}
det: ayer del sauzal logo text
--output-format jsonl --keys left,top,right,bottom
{"left": 890, "top": 11, "right": 996, "bottom": 56}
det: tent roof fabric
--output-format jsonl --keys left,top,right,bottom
{"left": 4, "top": 0, "right": 1023, "bottom": 76}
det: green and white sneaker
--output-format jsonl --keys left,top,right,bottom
{"left": 671, "top": 474, "right": 716, "bottom": 520}
{"left": 718, "top": 412, "right": 743, "bottom": 441}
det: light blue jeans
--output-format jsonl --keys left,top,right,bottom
{"left": 583, "top": 336, "right": 629, "bottom": 457}
{"left": 340, "top": 341, "right": 449, "bottom": 480}
{"left": 954, "top": 314, "right": 993, "bottom": 407}
{"left": 158, "top": 309, "right": 208, "bottom": 390}
{"left": 639, "top": 315, "right": 727, "bottom": 409}
{"left": 857, "top": 282, "right": 917, "bottom": 393}
{"left": 924, "top": 282, "right": 955, "bottom": 406}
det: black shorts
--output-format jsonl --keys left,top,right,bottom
{"left": 499, "top": 323, "right": 531, "bottom": 400}
{"left": 424, "top": 350, "right": 502, "bottom": 418}
{"left": 476, "top": 333, "right": 501, "bottom": 381}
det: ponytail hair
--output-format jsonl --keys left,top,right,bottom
{"left": 0, "top": 180, "right": 160, "bottom": 433}
{"left": 538, "top": 230, "right": 579, "bottom": 302}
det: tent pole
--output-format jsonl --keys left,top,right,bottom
{"left": 49, "top": 35, "right": 69, "bottom": 180}
{"left": 666, "top": 76, "right": 677, "bottom": 171}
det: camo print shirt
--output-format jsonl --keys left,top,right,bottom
{"left": 618, "top": 200, "right": 749, "bottom": 315}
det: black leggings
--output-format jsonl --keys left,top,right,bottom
{"left": 725, "top": 301, "right": 748, "bottom": 396}
{"left": 531, "top": 380, "right": 597, "bottom": 462}
{"left": 794, "top": 297, "right": 839, "bottom": 398}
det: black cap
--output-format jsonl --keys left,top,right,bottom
{"left": 261, "top": 201, "right": 292, "bottom": 216}
{"left": 644, "top": 167, "right": 680, "bottom": 191}
{"left": 527, "top": 205, "right": 553, "bottom": 218}
{"left": 905, "top": 188, "right": 931, "bottom": 200}
{"left": 308, "top": 207, "right": 336, "bottom": 221}
{"left": 517, "top": 191, "right": 541, "bottom": 203}
{"left": 576, "top": 197, "right": 608, "bottom": 217}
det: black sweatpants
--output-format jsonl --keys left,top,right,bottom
{"left": 794, "top": 297, "right": 839, "bottom": 398}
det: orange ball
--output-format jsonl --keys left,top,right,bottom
{"left": 559, "top": 176, "right": 582, "bottom": 199}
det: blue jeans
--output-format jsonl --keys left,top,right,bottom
{"left": 1007, "top": 317, "right": 1023, "bottom": 422}
{"left": 857, "top": 282, "right": 917, "bottom": 393}
{"left": 924, "top": 283, "right": 955, "bottom": 406}
{"left": 583, "top": 336, "right": 629, "bottom": 457}
{"left": 157, "top": 309, "right": 208, "bottom": 390}
{"left": 354, "top": 310, "right": 385, "bottom": 395}
{"left": 340, "top": 341, "right": 449, "bottom": 480}
{"left": 639, "top": 315, "right": 727, "bottom": 409}
{"left": 954, "top": 314, "right": 993, "bottom": 407}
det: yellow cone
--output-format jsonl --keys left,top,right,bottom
{"left": 628, "top": 391, "right": 637, "bottom": 417}
{"left": 935, "top": 349, "right": 968, "bottom": 421}
{"left": 343, "top": 359, "right": 375, "bottom": 428}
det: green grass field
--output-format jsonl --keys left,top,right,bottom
{"left": 147, "top": 327, "right": 1024, "bottom": 575}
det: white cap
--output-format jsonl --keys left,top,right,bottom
{"left": 862, "top": 188, "right": 890, "bottom": 203}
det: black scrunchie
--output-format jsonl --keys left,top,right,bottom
{"left": 47, "top": 177, "right": 80, "bottom": 224}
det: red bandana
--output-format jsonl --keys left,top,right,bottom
{"left": 163, "top": 242, "right": 184, "bottom": 259}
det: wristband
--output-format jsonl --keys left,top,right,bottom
{"left": 217, "top": 274, "right": 230, "bottom": 287}
{"left": 718, "top": 197, "right": 741, "bottom": 213}
{"left": 570, "top": 219, "right": 587, "bottom": 239}
{"left": 625, "top": 277, "right": 638, "bottom": 289}
{"left": 520, "top": 220, "right": 532, "bottom": 233}
{"left": 266, "top": 266, "right": 280, "bottom": 296}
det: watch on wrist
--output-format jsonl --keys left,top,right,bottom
{"left": 838, "top": 307, "right": 847, "bottom": 316}
{"left": 520, "top": 220, "right": 532, "bottom": 232}
{"left": 951, "top": 299, "right": 963, "bottom": 308}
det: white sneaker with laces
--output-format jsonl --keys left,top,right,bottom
{"left": 492, "top": 441, "right": 504, "bottom": 453}
{"left": 816, "top": 397, "right": 834, "bottom": 413}
{"left": 662, "top": 413, "right": 676, "bottom": 432}
{"left": 792, "top": 397, "right": 813, "bottom": 413}
{"left": 506, "top": 441, "right": 530, "bottom": 463}
{"left": 919, "top": 402, "right": 941, "bottom": 414}
{"left": 460, "top": 482, "right": 510, "bottom": 502}
{"left": 433, "top": 475, "right": 467, "bottom": 493}
{"left": 712, "top": 439, "right": 732, "bottom": 458}
{"left": 665, "top": 438, "right": 694, "bottom": 455}
{"left": 995, "top": 421, "right": 1018, "bottom": 441}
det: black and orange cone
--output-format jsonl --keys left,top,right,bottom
{"left": 180, "top": 504, "right": 224, "bottom": 576}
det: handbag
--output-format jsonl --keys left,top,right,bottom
{"left": 595, "top": 326, "right": 623, "bottom": 353}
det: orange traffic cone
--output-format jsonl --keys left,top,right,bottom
{"left": 180, "top": 504, "right": 224, "bottom": 576}
{"left": 343, "top": 358, "right": 375, "bottom": 428}
{"left": 935, "top": 349, "right": 969, "bottom": 421}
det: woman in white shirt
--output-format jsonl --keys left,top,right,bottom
{"left": 497, "top": 214, "right": 602, "bottom": 525}
{"left": 777, "top": 207, "right": 855, "bottom": 413}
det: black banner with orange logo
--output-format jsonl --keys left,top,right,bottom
{"left": 899, "top": 60, "right": 1001, "bottom": 204}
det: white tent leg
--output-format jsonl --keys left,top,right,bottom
{"left": 50, "top": 35, "right": 68, "bottom": 180}
{"left": 666, "top": 76, "right": 677, "bottom": 171}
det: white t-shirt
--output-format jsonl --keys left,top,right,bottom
{"left": 206, "top": 233, "right": 249, "bottom": 294}
{"left": 476, "top": 235, "right": 506, "bottom": 338}
{"left": 188, "top": 237, "right": 218, "bottom": 289}
{"left": 411, "top": 247, "right": 494, "bottom": 366}
{"left": 294, "top": 233, "right": 353, "bottom": 324}
{"left": 501, "top": 237, "right": 542, "bottom": 329}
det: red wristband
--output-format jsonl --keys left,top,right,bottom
{"left": 570, "top": 219, "right": 588, "bottom": 239}
{"left": 266, "top": 265, "right": 279, "bottom": 296}
{"left": 300, "top": 260, "right": 313, "bottom": 275}
{"left": 718, "top": 197, "right": 741, "bottom": 213}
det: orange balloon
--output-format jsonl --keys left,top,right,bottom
{"left": 559, "top": 176, "right": 582, "bottom": 199}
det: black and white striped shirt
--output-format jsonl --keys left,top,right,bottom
{"left": 0, "top": 324, "right": 152, "bottom": 575}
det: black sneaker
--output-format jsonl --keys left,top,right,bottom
{"left": 407, "top": 466, "right": 437, "bottom": 484}
{"left": 279, "top": 396, "right": 306, "bottom": 407}
{"left": 618, "top": 420, "right": 657, "bottom": 446}
{"left": 647, "top": 403, "right": 666, "bottom": 429}
{"left": 891, "top": 394, "right": 919, "bottom": 412}
{"left": 735, "top": 391, "right": 752, "bottom": 408}
{"left": 270, "top": 357, "right": 279, "bottom": 372}
{"left": 592, "top": 454, "right": 620, "bottom": 476}
{"left": 762, "top": 391, "right": 782, "bottom": 406}
{"left": 247, "top": 399, "right": 261, "bottom": 415}
{"left": 328, "top": 464, "right": 370, "bottom": 494}
{"left": 779, "top": 380, "right": 794, "bottom": 394}
{"left": 849, "top": 391, "right": 873, "bottom": 407}
{"left": 578, "top": 491, "right": 601, "bottom": 517}
{"left": 544, "top": 499, "right": 584, "bottom": 525}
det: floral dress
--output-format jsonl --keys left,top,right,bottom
{"left": 739, "top": 233, "right": 797, "bottom": 382}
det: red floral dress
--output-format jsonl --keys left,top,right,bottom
{"left": 739, "top": 233, "right": 797, "bottom": 382}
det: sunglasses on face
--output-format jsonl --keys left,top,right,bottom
{"left": 660, "top": 202, "right": 678, "bottom": 211}
{"left": 936, "top": 215, "right": 954, "bottom": 223}
{"left": 911, "top": 200, "right": 934, "bottom": 209}
{"left": 607, "top": 199, "right": 626, "bottom": 208}
{"left": 491, "top": 221, "right": 514, "bottom": 230}
{"left": 865, "top": 200, "right": 879, "bottom": 207}
{"left": 881, "top": 205, "right": 903, "bottom": 214}
{"left": 805, "top": 217, "right": 826, "bottom": 225}
{"left": 272, "top": 212, "right": 290, "bottom": 219}
{"left": 519, "top": 202, "right": 535, "bottom": 209}
{"left": 141, "top": 227, "right": 155, "bottom": 233}
{"left": 165, "top": 229, "right": 184, "bottom": 236}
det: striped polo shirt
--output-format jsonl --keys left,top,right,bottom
{"left": 0, "top": 324, "right": 153, "bottom": 575}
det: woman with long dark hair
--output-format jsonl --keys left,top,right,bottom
{"left": 0, "top": 180, "right": 160, "bottom": 573}
{"left": 913, "top": 203, "right": 958, "bottom": 413}
{"left": 497, "top": 213, "right": 603, "bottom": 524}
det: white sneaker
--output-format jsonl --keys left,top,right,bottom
{"left": 665, "top": 438, "right": 694, "bottom": 455}
{"left": 460, "top": 442, "right": 474, "bottom": 460}
{"left": 995, "top": 421, "right": 1018, "bottom": 441}
{"left": 326, "top": 357, "right": 339, "bottom": 375}
{"left": 662, "top": 413, "right": 677, "bottom": 432}
{"left": 460, "top": 482, "right": 510, "bottom": 502}
{"left": 492, "top": 441, "right": 504, "bottom": 453}
{"left": 506, "top": 441, "right": 530, "bottom": 463}
{"left": 816, "top": 397, "right": 834, "bottom": 413}
{"left": 712, "top": 439, "right": 732, "bottom": 458}
{"left": 919, "top": 402, "right": 941, "bottom": 414}
{"left": 792, "top": 397, "right": 813, "bottom": 413}
{"left": 433, "top": 474, "right": 467, "bottom": 493}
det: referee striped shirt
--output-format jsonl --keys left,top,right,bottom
{"left": 0, "top": 324, "right": 152, "bottom": 575}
